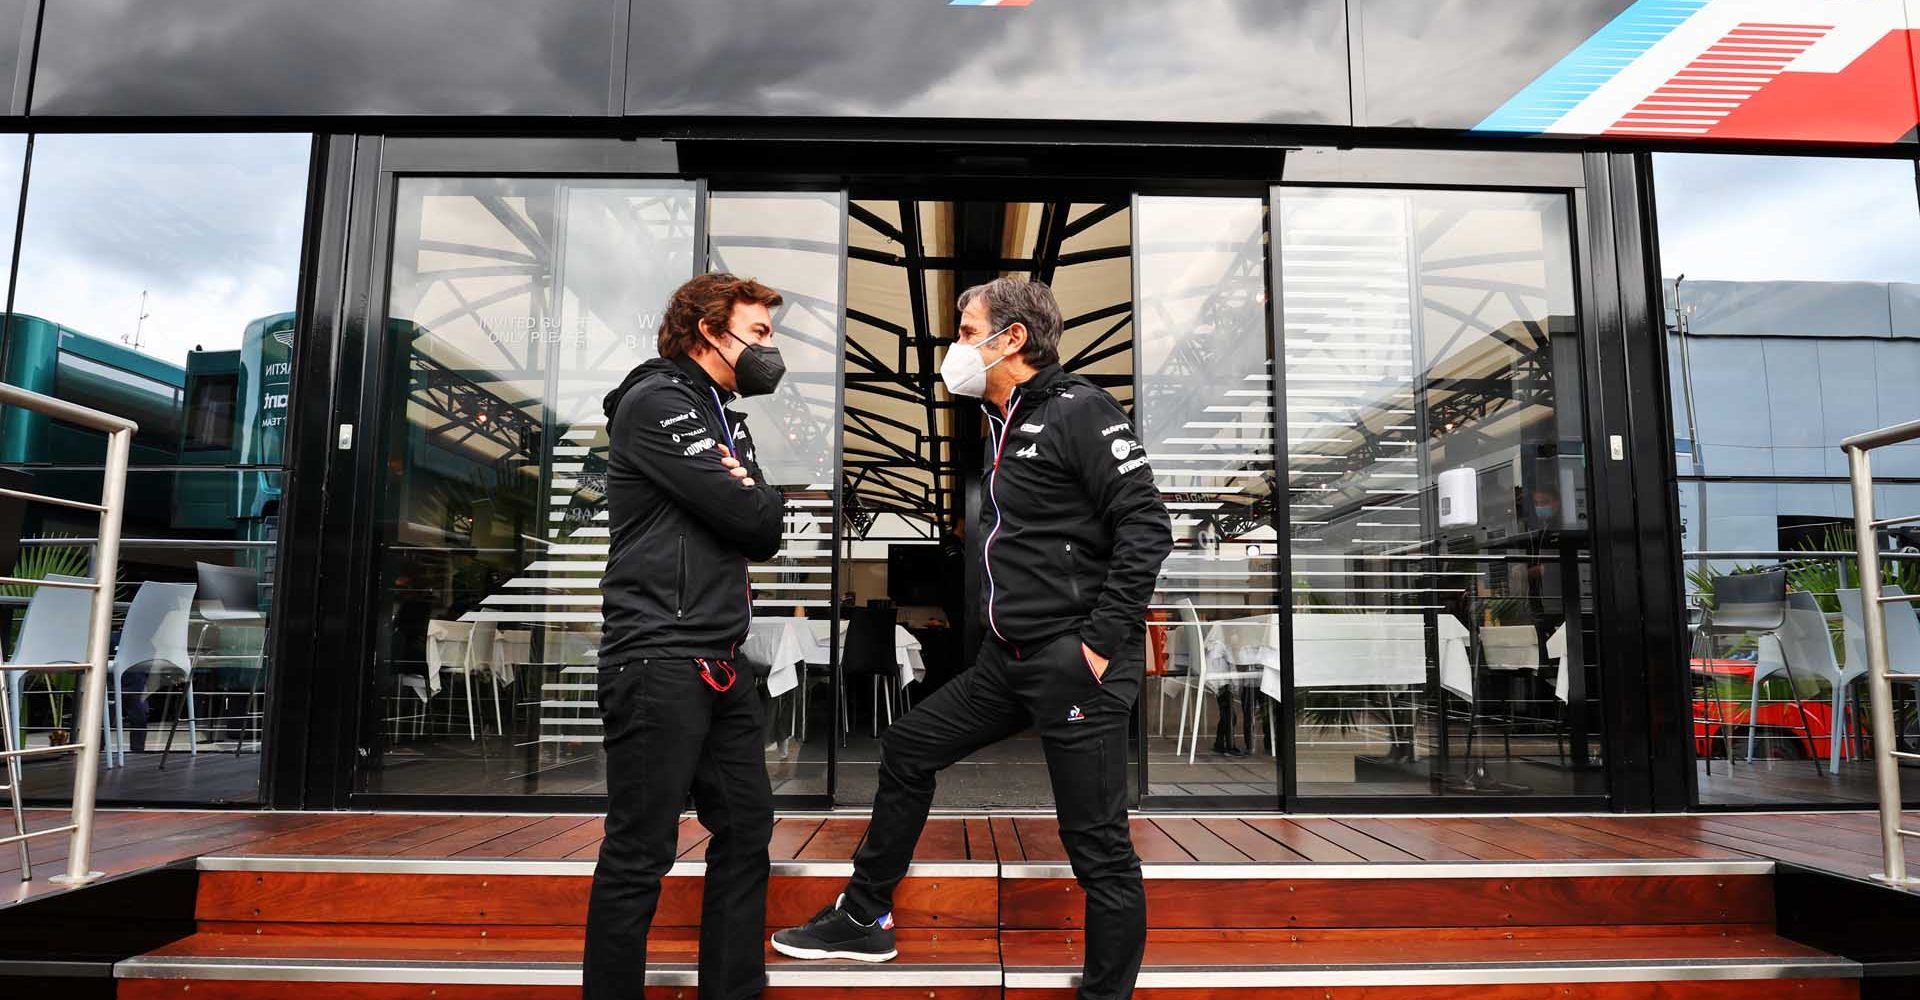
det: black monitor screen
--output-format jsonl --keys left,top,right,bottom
{"left": 887, "top": 546, "right": 944, "bottom": 606}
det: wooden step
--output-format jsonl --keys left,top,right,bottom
{"left": 193, "top": 856, "right": 998, "bottom": 931}
{"left": 1002, "top": 858, "right": 1780, "bottom": 929}
{"left": 116, "top": 928, "right": 1003, "bottom": 998}
{"left": 1000, "top": 928, "right": 1858, "bottom": 997}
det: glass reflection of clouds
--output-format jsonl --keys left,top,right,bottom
{"left": 13, "top": 134, "right": 311, "bottom": 370}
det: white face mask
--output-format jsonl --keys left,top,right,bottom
{"left": 939, "top": 325, "right": 1012, "bottom": 398}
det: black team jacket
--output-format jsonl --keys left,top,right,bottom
{"left": 598, "top": 355, "right": 784, "bottom": 665}
{"left": 977, "top": 363, "right": 1174, "bottom": 661}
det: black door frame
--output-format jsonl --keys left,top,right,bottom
{"left": 273, "top": 135, "right": 1675, "bottom": 816}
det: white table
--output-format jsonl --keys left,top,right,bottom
{"left": 1198, "top": 612, "right": 1472, "bottom": 702}
{"left": 747, "top": 617, "right": 924, "bottom": 697}
{"left": 425, "top": 620, "right": 525, "bottom": 696}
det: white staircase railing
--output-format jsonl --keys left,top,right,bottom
{"left": 1842, "top": 417, "right": 1920, "bottom": 889}
{"left": 0, "top": 381, "right": 135, "bottom": 884}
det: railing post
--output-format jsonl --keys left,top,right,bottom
{"left": 1845, "top": 443, "right": 1913, "bottom": 887}
{"left": 49, "top": 424, "right": 130, "bottom": 886}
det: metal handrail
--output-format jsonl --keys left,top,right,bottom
{"left": 0, "top": 382, "right": 134, "bottom": 885}
{"left": 1842, "top": 421, "right": 1920, "bottom": 890}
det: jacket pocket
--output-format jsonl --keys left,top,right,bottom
{"left": 1065, "top": 542, "right": 1081, "bottom": 603}
{"left": 674, "top": 535, "right": 687, "bottom": 619}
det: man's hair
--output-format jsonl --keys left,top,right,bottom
{"left": 657, "top": 272, "right": 784, "bottom": 360}
{"left": 956, "top": 278, "right": 1062, "bottom": 368}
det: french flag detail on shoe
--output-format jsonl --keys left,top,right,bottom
{"left": 878, "top": 912, "right": 894, "bottom": 930}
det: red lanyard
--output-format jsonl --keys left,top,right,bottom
{"left": 695, "top": 657, "right": 737, "bottom": 693}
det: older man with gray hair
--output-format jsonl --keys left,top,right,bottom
{"left": 773, "top": 278, "right": 1172, "bottom": 1000}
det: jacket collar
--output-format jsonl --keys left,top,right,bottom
{"left": 983, "top": 363, "right": 1069, "bottom": 418}
{"left": 671, "top": 354, "right": 735, "bottom": 407}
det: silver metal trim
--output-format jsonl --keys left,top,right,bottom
{"left": 196, "top": 855, "right": 997, "bottom": 879}
{"left": 113, "top": 957, "right": 1000, "bottom": 987}
{"left": 1004, "top": 958, "right": 1861, "bottom": 988}
{"left": 1000, "top": 860, "right": 1775, "bottom": 880}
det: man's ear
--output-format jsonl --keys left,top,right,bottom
{"left": 1004, "top": 322, "right": 1028, "bottom": 357}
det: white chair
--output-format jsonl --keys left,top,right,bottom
{"left": 432, "top": 620, "right": 517, "bottom": 739}
{"left": 1184, "top": 602, "right": 1270, "bottom": 765}
{"left": 1836, "top": 586, "right": 1920, "bottom": 770}
{"left": 3, "top": 574, "right": 93, "bottom": 751}
{"left": 1765, "top": 590, "right": 1847, "bottom": 771}
{"left": 107, "top": 582, "right": 197, "bottom": 768}
{"left": 1159, "top": 601, "right": 1205, "bottom": 749}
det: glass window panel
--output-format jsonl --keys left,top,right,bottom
{"left": 1277, "top": 186, "right": 1600, "bottom": 800}
{"left": 365, "top": 177, "right": 699, "bottom": 798}
{"left": 1136, "top": 195, "right": 1280, "bottom": 803}
{"left": 9, "top": 469, "right": 281, "bottom": 805}
{"left": 708, "top": 191, "right": 847, "bottom": 799}
{"left": 4, "top": 134, "right": 310, "bottom": 462}
{"left": 0, "top": 134, "right": 307, "bottom": 807}
{"left": 1656, "top": 153, "right": 1920, "bottom": 806}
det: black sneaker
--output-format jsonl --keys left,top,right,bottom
{"left": 770, "top": 895, "right": 897, "bottom": 962}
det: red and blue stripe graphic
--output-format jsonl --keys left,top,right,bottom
{"left": 1477, "top": 0, "right": 1920, "bottom": 143}
{"left": 948, "top": 0, "right": 1033, "bottom": 6}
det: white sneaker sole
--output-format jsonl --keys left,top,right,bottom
{"left": 769, "top": 938, "right": 898, "bottom": 963}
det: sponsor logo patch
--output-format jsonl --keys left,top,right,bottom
{"left": 1020, "top": 423, "right": 1045, "bottom": 433}
{"left": 682, "top": 437, "right": 716, "bottom": 456}
{"left": 1117, "top": 456, "right": 1148, "bottom": 475}
{"left": 659, "top": 410, "right": 697, "bottom": 428}
{"left": 1109, "top": 439, "right": 1132, "bottom": 460}
{"left": 1067, "top": 705, "right": 1085, "bottom": 723}
{"left": 1099, "top": 422, "right": 1129, "bottom": 437}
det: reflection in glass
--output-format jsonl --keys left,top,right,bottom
{"left": 1135, "top": 196, "right": 1279, "bottom": 801}
{"left": 8, "top": 470, "right": 280, "bottom": 805}
{"left": 1277, "top": 187, "right": 1600, "bottom": 799}
{"left": 709, "top": 192, "right": 846, "bottom": 798}
{"left": 367, "top": 178, "right": 700, "bottom": 797}
{"left": 1655, "top": 153, "right": 1920, "bottom": 806}
{"left": 0, "top": 134, "right": 307, "bottom": 806}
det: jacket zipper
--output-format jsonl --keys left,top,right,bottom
{"left": 1066, "top": 542, "right": 1080, "bottom": 603}
{"left": 675, "top": 535, "right": 687, "bottom": 619}
{"left": 981, "top": 388, "right": 1023, "bottom": 647}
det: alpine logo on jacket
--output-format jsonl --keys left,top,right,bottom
{"left": 1013, "top": 442, "right": 1039, "bottom": 459}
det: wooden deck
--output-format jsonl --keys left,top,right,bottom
{"left": 7, "top": 808, "right": 1915, "bottom": 998}
{"left": 5, "top": 807, "right": 1916, "bottom": 908}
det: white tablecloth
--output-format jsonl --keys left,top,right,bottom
{"left": 424, "top": 620, "right": 524, "bottom": 696}
{"left": 1197, "top": 612, "right": 1472, "bottom": 702}
{"left": 747, "top": 616, "right": 924, "bottom": 697}
{"left": 1547, "top": 622, "right": 1570, "bottom": 703}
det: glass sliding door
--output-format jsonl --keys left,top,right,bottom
{"left": 1274, "top": 184, "right": 1603, "bottom": 802}
{"left": 358, "top": 175, "right": 848, "bottom": 804}
{"left": 706, "top": 191, "right": 846, "bottom": 799}
{"left": 1135, "top": 195, "right": 1283, "bottom": 806}
{"left": 364, "top": 177, "right": 701, "bottom": 798}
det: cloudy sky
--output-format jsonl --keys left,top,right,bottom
{"left": 8, "top": 133, "right": 310, "bottom": 370}
{"left": 1653, "top": 153, "right": 1920, "bottom": 285}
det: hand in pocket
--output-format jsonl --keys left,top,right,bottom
{"left": 1082, "top": 643, "right": 1109, "bottom": 682}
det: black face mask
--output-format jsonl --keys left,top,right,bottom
{"left": 714, "top": 328, "right": 786, "bottom": 397}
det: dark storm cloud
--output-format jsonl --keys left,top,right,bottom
{"left": 31, "top": 0, "right": 614, "bottom": 115}
{"left": 624, "top": 0, "right": 1351, "bottom": 123}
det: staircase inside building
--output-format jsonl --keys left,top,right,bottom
{"left": 70, "top": 815, "right": 1892, "bottom": 999}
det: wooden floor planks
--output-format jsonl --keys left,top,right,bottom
{"left": 7, "top": 807, "right": 1916, "bottom": 910}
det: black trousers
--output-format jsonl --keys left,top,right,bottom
{"left": 584, "top": 657, "right": 773, "bottom": 1000}
{"left": 845, "top": 633, "right": 1146, "bottom": 1000}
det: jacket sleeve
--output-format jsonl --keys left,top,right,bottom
{"left": 1064, "top": 393, "right": 1173, "bottom": 659}
{"left": 618, "top": 382, "right": 786, "bottom": 561}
